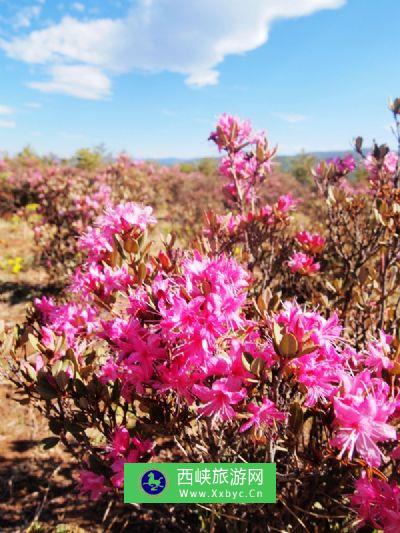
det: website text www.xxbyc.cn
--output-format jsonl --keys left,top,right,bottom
{"left": 178, "top": 488, "right": 264, "bottom": 499}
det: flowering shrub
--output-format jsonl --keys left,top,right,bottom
{"left": 2, "top": 99, "right": 400, "bottom": 531}
{"left": 0, "top": 154, "right": 228, "bottom": 282}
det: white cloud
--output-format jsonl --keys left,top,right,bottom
{"left": 13, "top": 5, "right": 42, "bottom": 30}
{"left": 0, "top": 105, "right": 14, "bottom": 115}
{"left": 273, "top": 112, "right": 308, "bottom": 123}
{"left": 29, "top": 64, "right": 111, "bottom": 100}
{"left": 72, "top": 2, "right": 85, "bottom": 12}
{"left": 1, "top": 0, "right": 346, "bottom": 99}
{"left": 0, "top": 120, "right": 16, "bottom": 128}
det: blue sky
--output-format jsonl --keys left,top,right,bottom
{"left": 0, "top": 0, "right": 399, "bottom": 159}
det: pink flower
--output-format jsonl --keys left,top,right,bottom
{"left": 331, "top": 371, "right": 397, "bottom": 467}
{"left": 351, "top": 473, "right": 400, "bottom": 532}
{"left": 158, "top": 252, "right": 249, "bottom": 373}
{"left": 219, "top": 152, "right": 258, "bottom": 182}
{"left": 157, "top": 361, "right": 203, "bottom": 401}
{"left": 98, "top": 202, "right": 156, "bottom": 233}
{"left": 240, "top": 397, "right": 286, "bottom": 432}
{"left": 384, "top": 151, "right": 399, "bottom": 174}
{"left": 276, "top": 194, "right": 296, "bottom": 214}
{"left": 108, "top": 426, "right": 130, "bottom": 458}
{"left": 365, "top": 151, "right": 398, "bottom": 177}
{"left": 192, "top": 377, "right": 246, "bottom": 422}
{"left": 291, "top": 355, "right": 345, "bottom": 407}
{"left": 108, "top": 435, "right": 153, "bottom": 488}
{"left": 215, "top": 213, "right": 245, "bottom": 235}
{"left": 392, "top": 445, "right": 400, "bottom": 461}
{"left": 78, "top": 470, "right": 109, "bottom": 500}
{"left": 35, "top": 297, "right": 98, "bottom": 345}
{"left": 276, "top": 302, "right": 346, "bottom": 406}
{"left": 71, "top": 263, "right": 133, "bottom": 299}
{"left": 288, "top": 252, "right": 320, "bottom": 275}
{"left": 295, "top": 231, "right": 325, "bottom": 254}
{"left": 363, "top": 331, "right": 394, "bottom": 375}
{"left": 259, "top": 204, "right": 273, "bottom": 221}
{"left": 99, "top": 317, "right": 165, "bottom": 398}
{"left": 209, "top": 114, "right": 253, "bottom": 151}
{"left": 110, "top": 451, "right": 139, "bottom": 488}
{"left": 327, "top": 155, "right": 356, "bottom": 175}
{"left": 78, "top": 227, "right": 112, "bottom": 260}
{"left": 79, "top": 202, "right": 156, "bottom": 262}
{"left": 35, "top": 354, "right": 44, "bottom": 372}
{"left": 276, "top": 301, "right": 342, "bottom": 357}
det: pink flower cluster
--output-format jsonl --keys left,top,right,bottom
{"left": 79, "top": 426, "right": 152, "bottom": 498}
{"left": 209, "top": 113, "right": 253, "bottom": 152}
{"left": 351, "top": 473, "right": 400, "bottom": 532}
{"left": 331, "top": 370, "right": 396, "bottom": 467}
{"left": 34, "top": 296, "right": 98, "bottom": 346}
{"left": 315, "top": 154, "right": 356, "bottom": 180}
{"left": 208, "top": 193, "right": 296, "bottom": 240}
{"left": 277, "top": 302, "right": 344, "bottom": 406}
{"left": 295, "top": 231, "right": 325, "bottom": 254}
{"left": 288, "top": 230, "right": 325, "bottom": 275}
{"left": 365, "top": 151, "right": 398, "bottom": 178}
{"left": 79, "top": 202, "right": 156, "bottom": 263}
{"left": 107, "top": 427, "right": 153, "bottom": 488}
{"left": 326, "top": 155, "right": 356, "bottom": 175}
{"left": 288, "top": 252, "right": 320, "bottom": 275}
{"left": 210, "top": 114, "right": 276, "bottom": 210}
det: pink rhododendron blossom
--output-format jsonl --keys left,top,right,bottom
{"left": 276, "top": 194, "right": 296, "bottom": 214}
{"left": 79, "top": 202, "right": 156, "bottom": 262}
{"left": 107, "top": 433, "right": 153, "bottom": 488}
{"left": 108, "top": 426, "right": 131, "bottom": 458}
{"left": 98, "top": 202, "right": 156, "bottom": 234}
{"left": 215, "top": 213, "right": 245, "bottom": 235}
{"left": 240, "top": 397, "right": 286, "bottom": 432}
{"left": 331, "top": 371, "right": 397, "bottom": 466}
{"left": 327, "top": 155, "right": 356, "bottom": 175}
{"left": 351, "top": 473, "right": 400, "bottom": 532}
{"left": 363, "top": 331, "right": 394, "bottom": 375}
{"left": 295, "top": 231, "right": 325, "bottom": 254}
{"left": 315, "top": 155, "right": 356, "bottom": 182}
{"left": 276, "top": 302, "right": 345, "bottom": 406}
{"left": 288, "top": 252, "right": 320, "bottom": 275}
{"left": 392, "top": 445, "right": 400, "bottom": 460}
{"left": 209, "top": 114, "right": 253, "bottom": 151}
{"left": 99, "top": 317, "right": 165, "bottom": 398}
{"left": 158, "top": 252, "right": 249, "bottom": 370}
{"left": 35, "top": 354, "right": 44, "bottom": 372}
{"left": 365, "top": 151, "right": 398, "bottom": 177}
{"left": 78, "top": 470, "right": 109, "bottom": 500}
{"left": 291, "top": 354, "right": 345, "bottom": 407}
{"left": 192, "top": 377, "right": 246, "bottom": 422}
{"left": 276, "top": 302, "right": 342, "bottom": 357}
{"left": 71, "top": 263, "right": 133, "bottom": 299}
{"left": 259, "top": 204, "right": 273, "bottom": 220}
{"left": 34, "top": 297, "right": 98, "bottom": 344}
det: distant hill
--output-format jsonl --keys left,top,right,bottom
{"left": 150, "top": 150, "right": 355, "bottom": 169}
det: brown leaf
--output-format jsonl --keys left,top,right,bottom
{"left": 250, "top": 356, "right": 266, "bottom": 377}
{"left": 278, "top": 333, "right": 298, "bottom": 358}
